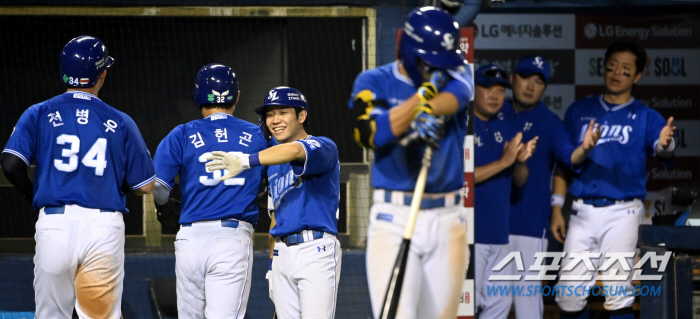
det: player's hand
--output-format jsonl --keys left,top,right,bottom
{"left": 411, "top": 102, "right": 445, "bottom": 149}
{"left": 416, "top": 70, "right": 449, "bottom": 102}
{"left": 205, "top": 151, "right": 249, "bottom": 181}
{"left": 154, "top": 198, "right": 181, "bottom": 228}
{"left": 501, "top": 133, "right": 523, "bottom": 167}
{"left": 659, "top": 116, "right": 676, "bottom": 149}
{"left": 517, "top": 136, "right": 538, "bottom": 163}
{"left": 581, "top": 120, "right": 601, "bottom": 152}
{"left": 550, "top": 206, "right": 567, "bottom": 244}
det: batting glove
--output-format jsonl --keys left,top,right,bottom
{"left": 416, "top": 70, "right": 449, "bottom": 102}
{"left": 411, "top": 103, "right": 445, "bottom": 149}
{"left": 206, "top": 151, "right": 250, "bottom": 181}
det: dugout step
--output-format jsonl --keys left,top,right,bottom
{"left": 149, "top": 278, "right": 178, "bottom": 319}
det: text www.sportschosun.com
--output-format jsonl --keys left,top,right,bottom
{"left": 486, "top": 285, "right": 661, "bottom": 297}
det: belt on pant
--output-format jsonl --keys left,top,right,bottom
{"left": 279, "top": 230, "right": 324, "bottom": 246}
{"left": 374, "top": 189, "right": 460, "bottom": 209}
{"left": 579, "top": 198, "right": 638, "bottom": 208}
{"left": 181, "top": 219, "right": 240, "bottom": 228}
{"left": 44, "top": 206, "right": 112, "bottom": 214}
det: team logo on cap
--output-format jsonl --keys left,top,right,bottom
{"left": 79, "top": 78, "right": 90, "bottom": 85}
{"left": 441, "top": 33, "right": 455, "bottom": 50}
{"left": 268, "top": 90, "right": 279, "bottom": 101}
{"left": 533, "top": 56, "right": 545, "bottom": 70}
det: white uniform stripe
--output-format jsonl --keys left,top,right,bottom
{"left": 155, "top": 178, "right": 172, "bottom": 190}
{"left": 2, "top": 149, "right": 29, "bottom": 166}
{"left": 131, "top": 174, "right": 155, "bottom": 189}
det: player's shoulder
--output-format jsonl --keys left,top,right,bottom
{"left": 301, "top": 135, "right": 338, "bottom": 150}
{"left": 354, "top": 62, "right": 396, "bottom": 86}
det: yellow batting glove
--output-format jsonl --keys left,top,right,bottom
{"left": 416, "top": 82, "right": 438, "bottom": 102}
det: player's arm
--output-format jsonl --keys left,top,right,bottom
{"left": 570, "top": 119, "right": 601, "bottom": 166}
{"left": 474, "top": 133, "right": 523, "bottom": 184}
{"left": 133, "top": 180, "right": 154, "bottom": 195}
{"left": 550, "top": 167, "right": 570, "bottom": 244}
{"left": 1, "top": 152, "right": 34, "bottom": 203}
{"left": 655, "top": 116, "right": 676, "bottom": 159}
{"left": 153, "top": 182, "right": 170, "bottom": 205}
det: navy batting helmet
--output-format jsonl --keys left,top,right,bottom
{"left": 399, "top": 7, "right": 465, "bottom": 86}
{"left": 193, "top": 63, "right": 239, "bottom": 109}
{"left": 255, "top": 86, "right": 308, "bottom": 115}
{"left": 60, "top": 35, "right": 114, "bottom": 88}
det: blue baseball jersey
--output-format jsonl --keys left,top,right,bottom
{"left": 153, "top": 113, "right": 267, "bottom": 225}
{"left": 500, "top": 101, "right": 577, "bottom": 239}
{"left": 474, "top": 115, "right": 516, "bottom": 245}
{"left": 3, "top": 91, "right": 155, "bottom": 212}
{"left": 348, "top": 61, "right": 473, "bottom": 193}
{"left": 564, "top": 95, "right": 671, "bottom": 200}
{"left": 268, "top": 136, "right": 340, "bottom": 237}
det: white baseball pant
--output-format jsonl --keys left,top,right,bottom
{"left": 555, "top": 199, "right": 643, "bottom": 312}
{"left": 506, "top": 234, "right": 548, "bottom": 318}
{"left": 34, "top": 205, "right": 125, "bottom": 319}
{"left": 271, "top": 231, "right": 342, "bottom": 319}
{"left": 366, "top": 190, "right": 468, "bottom": 319}
{"left": 474, "top": 243, "right": 512, "bottom": 319}
{"left": 175, "top": 219, "right": 254, "bottom": 319}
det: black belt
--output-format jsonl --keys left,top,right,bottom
{"left": 279, "top": 230, "right": 324, "bottom": 246}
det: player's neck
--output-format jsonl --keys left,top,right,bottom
{"left": 603, "top": 91, "right": 633, "bottom": 105}
{"left": 66, "top": 87, "right": 99, "bottom": 97}
{"left": 201, "top": 106, "right": 235, "bottom": 117}
{"left": 282, "top": 130, "right": 309, "bottom": 144}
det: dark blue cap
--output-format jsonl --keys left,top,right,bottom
{"left": 514, "top": 55, "right": 551, "bottom": 83}
{"left": 475, "top": 64, "right": 511, "bottom": 88}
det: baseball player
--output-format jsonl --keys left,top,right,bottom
{"left": 206, "top": 86, "right": 342, "bottom": 319}
{"left": 498, "top": 56, "right": 600, "bottom": 318}
{"left": 151, "top": 64, "right": 267, "bottom": 319}
{"left": 551, "top": 41, "right": 675, "bottom": 319}
{"left": 1, "top": 35, "right": 155, "bottom": 319}
{"left": 348, "top": 7, "right": 474, "bottom": 319}
{"left": 471, "top": 64, "right": 536, "bottom": 319}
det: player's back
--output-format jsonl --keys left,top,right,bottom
{"left": 156, "top": 113, "right": 267, "bottom": 224}
{"left": 12, "top": 91, "right": 154, "bottom": 212}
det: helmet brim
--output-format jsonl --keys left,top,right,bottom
{"left": 106, "top": 56, "right": 114, "bottom": 68}
{"left": 419, "top": 50, "right": 466, "bottom": 70}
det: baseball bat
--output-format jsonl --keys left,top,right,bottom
{"left": 379, "top": 147, "right": 434, "bottom": 319}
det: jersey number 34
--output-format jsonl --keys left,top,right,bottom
{"left": 53, "top": 134, "right": 107, "bottom": 176}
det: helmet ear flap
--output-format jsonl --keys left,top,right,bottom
{"left": 399, "top": 45, "right": 425, "bottom": 88}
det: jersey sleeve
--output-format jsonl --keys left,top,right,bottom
{"left": 291, "top": 137, "right": 338, "bottom": 176}
{"left": 549, "top": 113, "right": 578, "bottom": 172}
{"left": 153, "top": 125, "right": 185, "bottom": 190}
{"left": 2, "top": 105, "right": 39, "bottom": 166}
{"left": 443, "top": 64, "right": 475, "bottom": 113}
{"left": 121, "top": 114, "right": 156, "bottom": 189}
{"left": 563, "top": 101, "right": 579, "bottom": 144}
{"left": 645, "top": 108, "right": 667, "bottom": 153}
{"left": 349, "top": 71, "right": 395, "bottom": 148}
